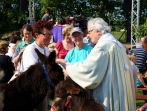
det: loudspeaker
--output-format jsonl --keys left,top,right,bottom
{"left": 124, "top": 0, "right": 132, "bottom": 12}
{"left": 20, "top": 0, "right": 28, "bottom": 12}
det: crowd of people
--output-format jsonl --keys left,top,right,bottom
{"left": 1, "top": 9, "right": 147, "bottom": 110}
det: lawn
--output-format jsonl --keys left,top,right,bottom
{"left": 136, "top": 90, "right": 145, "bottom": 109}
{"left": 0, "top": 30, "right": 127, "bottom": 41}
{"left": 111, "top": 31, "right": 127, "bottom": 43}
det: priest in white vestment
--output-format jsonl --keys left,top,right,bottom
{"left": 57, "top": 17, "right": 136, "bottom": 111}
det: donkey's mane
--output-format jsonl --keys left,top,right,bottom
{"left": 9, "top": 63, "right": 47, "bottom": 99}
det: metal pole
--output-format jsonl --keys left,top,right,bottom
{"left": 131, "top": 0, "right": 140, "bottom": 49}
{"left": 28, "top": 0, "right": 35, "bottom": 24}
{"left": 137, "top": 0, "right": 140, "bottom": 27}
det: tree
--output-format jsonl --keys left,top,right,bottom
{"left": 38, "top": 0, "right": 122, "bottom": 24}
{"left": 0, "top": 0, "right": 27, "bottom": 33}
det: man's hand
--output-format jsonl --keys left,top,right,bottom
{"left": 63, "top": 69, "right": 69, "bottom": 77}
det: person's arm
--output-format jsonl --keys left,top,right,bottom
{"left": 41, "top": 14, "right": 46, "bottom": 20}
{"left": 13, "top": 48, "right": 25, "bottom": 71}
{"left": 54, "top": 42, "right": 62, "bottom": 58}
{"left": 66, "top": 47, "right": 108, "bottom": 89}
{"left": 49, "top": 15, "right": 53, "bottom": 21}
{"left": 136, "top": 103, "right": 147, "bottom": 111}
{"left": 56, "top": 47, "right": 73, "bottom": 66}
{"left": 137, "top": 73, "right": 147, "bottom": 87}
{"left": 56, "top": 59, "right": 67, "bottom": 68}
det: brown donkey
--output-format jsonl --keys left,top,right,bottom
{"left": 0, "top": 49, "right": 64, "bottom": 111}
{"left": 52, "top": 77, "right": 104, "bottom": 111}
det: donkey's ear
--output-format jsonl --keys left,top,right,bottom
{"left": 35, "top": 48, "right": 42, "bottom": 56}
{"left": 48, "top": 50, "right": 56, "bottom": 63}
{"left": 34, "top": 48, "right": 47, "bottom": 63}
{"left": 66, "top": 86, "right": 81, "bottom": 94}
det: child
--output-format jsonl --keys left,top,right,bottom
{"left": 128, "top": 54, "right": 147, "bottom": 89}
{"left": 0, "top": 40, "right": 14, "bottom": 83}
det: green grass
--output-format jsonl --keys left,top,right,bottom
{"left": 0, "top": 30, "right": 127, "bottom": 43}
{"left": 111, "top": 31, "right": 127, "bottom": 43}
{"left": 136, "top": 90, "right": 145, "bottom": 108}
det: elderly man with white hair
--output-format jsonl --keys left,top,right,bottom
{"left": 57, "top": 17, "right": 136, "bottom": 111}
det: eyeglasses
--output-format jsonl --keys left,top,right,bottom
{"left": 41, "top": 33, "right": 53, "bottom": 37}
{"left": 87, "top": 29, "right": 93, "bottom": 34}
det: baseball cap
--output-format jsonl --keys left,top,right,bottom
{"left": 70, "top": 27, "right": 83, "bottom": 36}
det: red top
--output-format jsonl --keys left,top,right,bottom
{"left": 55, "top": 41, "right": 69, "bottom": 59}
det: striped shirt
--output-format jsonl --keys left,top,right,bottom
{"left": 130, "top": 46, "right": 147, "bottom": 72}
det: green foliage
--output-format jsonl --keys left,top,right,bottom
{"left": 134, "top": 19, "right": 147, "bottom": 40}
{"left": 1, "top": 0, "right": 147, "bottom": 39}
{"left": 0, "top": 0, "right": 27, "bottom": 34}
{"left": 38, "top": 0, "right": 123, "bottom": 24}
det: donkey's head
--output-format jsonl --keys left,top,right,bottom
{"left": 52, "top": 78, "right": 104, "bottom": 111}
{"left": 35, "top": 48, "right": 64, "bottom": 99}
{"left": 51, "top": 78, "right": 82, "bottom": 111}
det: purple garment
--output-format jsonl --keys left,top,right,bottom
{"left": 52, "top": 26, "right": 64, "bottom": 43}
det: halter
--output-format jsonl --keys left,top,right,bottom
{"left": 64, "top": 95, "right": 72, "bottom": 108}
{"left": 51, "top": 95, "right": 72, "bottom": 111}
{"left": 42, "top": 64, "right": 54, "bottom": 90}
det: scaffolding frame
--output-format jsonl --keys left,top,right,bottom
{"left": 131, "top": 0, "right": 140, "bottom": 48}
{"left": 27, "top": 0, "right": 35, "bottom": 24}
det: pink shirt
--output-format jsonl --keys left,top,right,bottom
{"left": 55, "top": 41, "right": 69, "bottom": 59}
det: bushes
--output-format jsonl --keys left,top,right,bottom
{"left": 133, "top": 19, "right": 147, "bottom": 40}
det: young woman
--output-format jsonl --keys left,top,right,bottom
{"left": 13, "top": 24, "right": 35, "bottom": 71}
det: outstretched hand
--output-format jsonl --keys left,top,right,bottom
{"left": 56, "top": 59, "right": 67, "bottom": 68}
{"left": 56, "top": 59, "right": 69, "bottom": 77}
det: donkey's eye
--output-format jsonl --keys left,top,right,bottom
{"left": 55, "top": 95, "right": 60, "bottom": 98}
{"left": 56, "top": 95, "right": 59, "bottom": 97}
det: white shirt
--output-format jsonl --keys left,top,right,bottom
{"left": 19, "top": 42, "right": 49, "bottom": 72}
